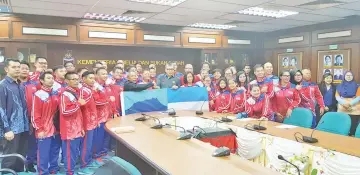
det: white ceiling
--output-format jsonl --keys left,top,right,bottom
{"left": 8, "top": 0, "right": 360, "bottom": 32}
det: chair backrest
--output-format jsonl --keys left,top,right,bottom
{"left": 355, "top": 123, "right": 360, "bottom": 138}
{"left": 317, "top": 112, "right": 351, "bottom": 136}
{"left": 283, "top": 108, "right": 313, "bottom": 128}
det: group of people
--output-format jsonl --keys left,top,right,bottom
{"left": 0, "top": 57, "right": 360, "bottom": 175}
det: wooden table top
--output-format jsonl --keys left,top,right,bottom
{"left": 105, "top": 111, "right": 282, "bottom": 175}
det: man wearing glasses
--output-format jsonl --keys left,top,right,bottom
{"left": 157, "top": 63, "right": 180, "bottom": 89}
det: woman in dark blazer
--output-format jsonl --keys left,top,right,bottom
{"left": 316, "top": 73, "right": 337, "bottom": 123}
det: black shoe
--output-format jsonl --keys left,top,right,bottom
{"left": 26, "top": 163, "right": 37, "bottom": 172}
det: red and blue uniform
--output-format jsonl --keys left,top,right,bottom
{"left": 207, "top": 87, "right": 217, "bottom": 111}
{"left": 245, "top": 94, "right": 274, "bottom": 120}
{"left": 180, "top": 75, "right": 200, "bottom": 85}
{"left": 59, "top": 86, "right": 84, "bottom": 175}
{"left": 93, "top": 81, "right": 117, "bottom": 159}
{"left": 298, "top": 81, "right": 325, "bottom": 127}
{"left": 52, "top": 78, "right": 67, "bottom": 94}
{"left": 230, "top": 90, "right": 246, "bottom": 114}
{"left": 31, "top": 86, "right": 59, "bottom": 175}
{"left": 273, "top": 83, "right": 301, "bottom": 122}
{"left": 214, "top": 90, "right": 232, "bottom": 113}
{"left": 249, "top": 77, "right": 274, "bottom": 98}
{"left": 112, "top": 79, "right": 125, "bottom": 115}
{"left": 23, "top": 80, "right": 39, "bottom": 166}
{"left": 79, "top": 84, "right": 98, "bottom": 168}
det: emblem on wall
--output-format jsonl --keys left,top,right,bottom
{"left": 63, "top": 50, "right": 75, "bottom": 65}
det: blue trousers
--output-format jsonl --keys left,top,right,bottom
{"left": 93, "top": 123, "right": 105, "bottom": 159}
{"left": 80, "top": 129, "right": 95, "bottom": 168}
{"left": 101, "top": 131, "right": 111, "bottom": 155}
{"left": 26, "top": 131, "right": 37, "bottom": 165}
{"left": 37, "top": 136, "right": 60, "bottom": 175}
{"left": 49, "top": 134, "right": 61, "bottom": 173}
{"left": 62, "top": 137, "right": 82, "bottom": 175}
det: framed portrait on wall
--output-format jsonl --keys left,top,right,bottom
{"left": 277, "top": 52, "right": 303, "bottom": 75}
{"left": 317, "top": 49, "right": 350, "bottom": 84}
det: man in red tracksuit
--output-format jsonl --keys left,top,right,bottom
{"left": 79, "top": 71, "right": 102, "bottom": 174}
{"left": 29, "top": 57, "right": 48, "bottom": 85}
{"left": 53, "top": 65, "right": 67, "bottom": 93}
{"left": 111, "top": 67, "right": 125, "bottom": 114}
{"left": 59, "top": 72, "right": 87, "bottom": 175}
{"left": 300, "top": 69, "right": 325, "bottom": 127}
{"left": 248, "top": 64, "right": 274, "bottom": 98}
{"left": 31, "top": 72, "right": 59, "bottom": 175}
{"left": 93, "top": 68, "right": 118, "bottom": 162}
{"left": 19, "top": 61, "right": 39, "bottom": 172}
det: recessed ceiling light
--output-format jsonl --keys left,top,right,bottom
{"left": 128, "top": 0, "right": 187, "bottom": 6}
{"left": 83, "top": 13, "right": 146, "bottom": 23}
{"left": 188, "top": 23, "right": 236, "bottom": 30}
{"left": 238, "top": 7, "right": 299, "bottom": 18}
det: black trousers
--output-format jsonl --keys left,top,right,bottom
{"left": 1, "top": 132, "right": 29, "bottom": 172}
{"left": 349, "top": 115, "right": 360, "bottom": 136}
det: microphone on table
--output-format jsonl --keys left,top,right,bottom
{"left": 278, "top": 155, "right": 300, "bottom": 175}
{"left": 196, "top": 92, "right": 221, "bottom": 115}
{"left": 164, "top": 124, "right": 192, "bottom": 140}
{"left": 168, "top": 108, "right": 176, "bottom": 116}
{"left": 134, "top": 113, "right": 163, "bottom": 129}
{"left": 302, "top": 121, "right": 324, "bottom": 143}
{"left": 253, "top": 118, "right": 267, "bottom": 130}
{"left": 192, "top": 126, "right": 231, "bottom": 157}
{"left": 221, "top": 116, "right": 233, "bottom": 123}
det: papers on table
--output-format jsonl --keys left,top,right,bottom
{"left": 275, "top": 124, "right": 298, "bottom": 129}
{"left": 236, "top": 118, "right": 257, "bottom": 121}
{"left": 111, "top": 126, "right": 135, "bottom": 134}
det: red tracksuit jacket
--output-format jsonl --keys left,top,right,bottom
{"left": 245, "top": 94, "right": 273, "bottom": 120}
{"left": 94, "top": 81, "right": 117, "bottom": 124}
{"left": 298, "top": 81, "right": 325, "bottom": 115}
{"left": 208, "top": 87, "right": 217, "bottom": 112}
{"left": 23, "top": 80, "right": 39, "bottom": 118}
{"left": 214, "top": 90, "right": 232, "bottom": 113}
{"left": 111, "top": 79, "right": 124, "bottom": 115}
{"left": 231, "top": 90, "right": 246, "bottom": 114}
{"left": 53, "top": 78, "right": 66, "bottom": 94}
{"left": 249, "top": 77, "right": 274, "bottom": 98}
{"left": 31, "top": 86, "right": 58, "bottom": 139}
{"left": 59, "top": 86, "right": 83, "bottom": 140}
{"left": 273, "top": 83, "right": 301, "bottom": 116}
{"left": 79, "top": 84, "right": 98, "bottom": 131}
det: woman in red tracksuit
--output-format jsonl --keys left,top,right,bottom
{"left": 228, "top": 79, "right": 246, "bottom": 114}
{"left": 182, "top": 72, "right": 196, "bottom": 87}
{"left": 214, "top": 78, "right": 232, "bottom": 113}
{"left": 203, "top": 75, "right": 216, "bottom": 111}
{"left": 273, "top": 71, "right": 300, "bottom": 122}
{"left": 245, "top": 84, "right": 274, "bottom": 120}
{"left": 59, "top": 72, "right": 85, "bottom": 175}
{"left": 31, "top": 72, "right": 59, "bottom": 175}
{"left": 94, "top": 68, "right": 118, "bottom": 162}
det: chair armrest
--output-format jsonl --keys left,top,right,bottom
{"left": 0, "top": 168, "right": 18, "bottom": 175}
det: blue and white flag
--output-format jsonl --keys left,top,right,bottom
{"left": 121, "top": 89, "right": 168, "bottom": 115}
{"left": 121, "top": 87, "right": 209, "bottom": 115}
{"left": 167, "top": 87, "right": 209, "bottom": 111}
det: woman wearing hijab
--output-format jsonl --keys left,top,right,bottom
{"left": 316, "top": 73, "right": 337, "bottom": 123}
{"left": 273, "top": 70, "right": 300, "bottom": 122}
{"left": 336, "top": 71, "right": 360, "bottom": 135}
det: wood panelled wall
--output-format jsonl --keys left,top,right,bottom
{"left": 264, "top": 20, "right": 360, "bottom": 83}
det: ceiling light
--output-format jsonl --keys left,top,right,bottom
{"left": 128, "top": 0, "right": 187, "bottom": 6}
{"left": 188, "top": 23, "right": 236, "bottom": 30}
{"left": 83, "top": 13, "right": 146, "bottom": 23}
{"left": 238, "top": 7, "right": 299, "bottom": 18}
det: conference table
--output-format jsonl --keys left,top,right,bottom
{"left": 105, "top": 110, "right": 360, "bottom": 175}
{"left": 105, "top": 111, "right": 282, "bottom": 175}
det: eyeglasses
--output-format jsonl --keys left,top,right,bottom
{"left": 282, "top": 75, "right": 290, "bottom": 77}
{"left": 68, "top": 78, "right": 79, "bottom": 81}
